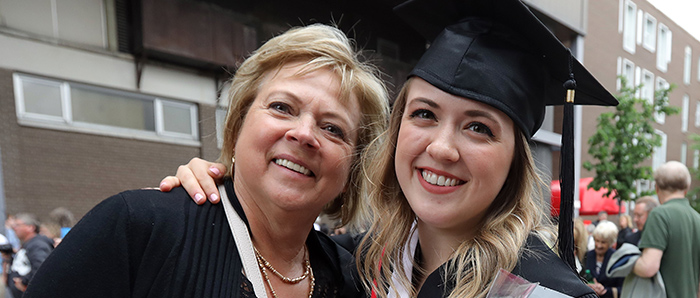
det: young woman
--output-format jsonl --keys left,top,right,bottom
{"left": 160, "top": 0, "right": 618, "bottom": 297}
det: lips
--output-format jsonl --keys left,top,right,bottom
{"left": 420, "top": 169, "right": 465, "bottom": 186}
{"left": 274, "top": 158, "right": 314, "bottom": 176}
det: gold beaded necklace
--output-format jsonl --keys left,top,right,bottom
{"left": 254, "top": 246, "right": 315, "bottom": 298}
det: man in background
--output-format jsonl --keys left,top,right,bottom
{"left": 623, "top": 196, "right": 659, "bottom": 246}
{"left": 634, "top": 161, "right": 700, "bottom": 298}
{"left": 7, "top": 214, "right": 53, "bottom": 298}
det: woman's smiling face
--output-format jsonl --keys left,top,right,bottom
{"left": 233, "top": 62, "right": 360, "bottom": 215}
{"left": 394, "top": 78, "right": 515, "bottom": 235}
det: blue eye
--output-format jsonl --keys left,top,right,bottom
{"left": 409, "top": 109, "right": 436, "bottom": 120}
{"left": 467, "top": 122, "right": 494, "bottom": 137}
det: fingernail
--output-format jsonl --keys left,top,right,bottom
{"left": 159, "top": 182, "right": 167, "bottom": 189}
{"left": 210, "top": 194, "right": 219, "bottom": 202}
{"left": 210, "top": 167, "right": 221, "bottom": 176}
{"left": 194, "top": 193, "right": 205, "bottom": 203}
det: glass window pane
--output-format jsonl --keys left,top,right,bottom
{"left": 162, "top": 102, "right": 193, "bottom": 135}
{"left": 71, "top": 87, "right": 155, "bottom": 131}
{"left": 22, "top": 80, "right": 63, "bottom": 117}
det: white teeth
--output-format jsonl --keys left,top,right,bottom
{"left": 275, "top": 159, "right": 312, "bottom": 176}
{"left": 421, "top": 170, "right": 463, "bottom": 186}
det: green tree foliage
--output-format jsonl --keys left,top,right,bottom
{"left": 583, "top": 77, "right": 678, "bottom": 202}
{"left": 687, "top": 135, "right": 700, "bottom": 213}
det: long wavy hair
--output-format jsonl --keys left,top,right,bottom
{"left": 357, "top": 78, "right": 556, "bottom": 298}
{"left": 219, "top": 24, "right": 389, "bottom": 224}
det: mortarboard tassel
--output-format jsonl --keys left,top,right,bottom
{"left": 558, "top": 52, "right": 577, "bottom": 272}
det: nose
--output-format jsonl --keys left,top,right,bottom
{"left": 426, "top": 127, "right": 459, "bottom": 162}
{"left": 286, "top": 115, "right": 320, "bottom": 149}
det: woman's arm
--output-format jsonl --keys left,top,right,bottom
{"left": 159, "top": 157, "right": 226, "bottom": 204}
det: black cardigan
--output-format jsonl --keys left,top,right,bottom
{"left": 24, "top": 180, "right": 359, "bottom": 298}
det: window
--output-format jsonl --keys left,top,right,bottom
{"left": 643, "top": 13, "right": 657, "bottom": 51}
{"left": 696, "top": 101, "right": 700, "bottom": 128}
{"left": 681, "top": 142, "right": 688, "bottom": 165}
{"left": 0, "top": 0, "right": 107, "bottom": 48}
{"left": 652, "top": 130, "right": 667, "bottom": 170}
{"left": 620, "top": 58, "right": 635, "bottom": 89}
{"left": 215, "top": 107, "right": 227, "bottom": 148}
{"left": 698, "top": 57, "right": 700, "bottom": 82}
{"left": 655, "top": 77, "right": 669, "bottom": 123}
{"left": 623, "top": 1, "right": 637, "bottom": 53}
{"left": 641, "top": 69, "right": 654, "bottom": 104}
{"left": 656, "top": 24, "right": 672, "bottom": 72}
{"left": 682, "top": 95, "right": 690, "bottom": 132}
{"left": 13, "top": 73, "right": 198, "bottom": 142}
{"left": 695, "top": 150, "right": 700, "bottom": 170}
{"left": 684, "top": 46, "right": 692, "bottom": 85}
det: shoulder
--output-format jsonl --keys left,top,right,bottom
{"left": 513, "top": 234, "right": 593, "bottom": 297}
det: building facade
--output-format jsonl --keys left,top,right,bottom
{"left": 582, "top": 0, "right": 700, "bottom": 195}
{"left": 0, "top": 0, "right": 613, "bottom": 223}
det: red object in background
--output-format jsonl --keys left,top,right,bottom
{"left": 550, "top": 177, "right": 625, "bottom": 216}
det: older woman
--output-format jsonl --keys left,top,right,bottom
{"left": 23, "top": 24, "right": 389, "bottom": 298}
{"left": 585, "top": 221, "right": 624, "bottom": 298}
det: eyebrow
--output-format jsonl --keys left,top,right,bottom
{"left": 268, "top": 90, "right": 357, "bottom": 130}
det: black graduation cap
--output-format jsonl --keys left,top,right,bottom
{"left": 394, "top": 0, "right": 618, "bottom": 272}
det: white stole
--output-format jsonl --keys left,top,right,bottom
{"left": 387, "top": 222, "right": 419, "bottom": 298}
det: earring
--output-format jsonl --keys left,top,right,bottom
{"left": 230, "top": 155, "right": 235, "bottom": 177}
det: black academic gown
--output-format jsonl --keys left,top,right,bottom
{"left": 24, "top": 179, "right": 360, "bottom": 298}
{"left": 336, "top": 233, "right": 597, "bottom": 298}
{"left": 415, "top": 235, "right": 596, "bottom": 298}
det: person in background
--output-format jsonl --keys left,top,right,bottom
{"left": 573, "top": 218, "right": 589, "bottom": 273}
{"left": 584, "top": 220, "right": 624, "bottom": 298}
{"left": 622, "top": 196, "right": 659, "bottom": 246}
{"left": 616, "top": 214, "right": 633, "bottom": 249}
{"left": 593, "top": 211, "right": 608, "bottom": 227}
{"left": 634, "top": 161, "right": 700, "bottom": 298}
{"left": 7, "top": 214, "right": 53, "bottom": 298}
{"left": 3, "top": 216, "right": 19, "bottom": 253}
{"left": 48, "top": 208, "right": 75, "bottom": 239}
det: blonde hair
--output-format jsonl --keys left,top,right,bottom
{"left": 219, "top": 24, "right": 389, "bottom": 224}
{"left": 573, "top": 218, "right": 588, "bottom": 263}
{"left": 619, "top": 214, "right": 633, "bottom": 229}
{"left": 356, "top": 79, "right": 555, "bottom": 298}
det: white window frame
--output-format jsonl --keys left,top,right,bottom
{"left": 13, "top": 73, "right": 199, "bottom": 145}
{"left": 641, "top": 69, "right": 654, "bottom": 105}
{"left": 642, "top": 13, "right": 657, "bottom": 52}
{"left": 215, "top": 107, "right": 227, "bottom": 149}
{"left": 155, "top": 99, "right": 199, "bottom": 139}
{"left": 620, "top": 58, "right": 635, "bottom": 89}
{"left": 652, "top": 129, "right": 667, "bottom": 171}
{"left": 684, "top": 46, "right": 692, "bottom": 85}
{"left": 656, "top": 23, "right": 672, "bottom": 72}
{"left": 696, "top": 101, "right": 700, "bottom": 128}
{"left": 681, "top": 142, "right": 688, "bottom": 165}
{"left": 682, "top": 94, "right": 689, "bottom": 132}
{"left": 655, "top": 77, "right": 669, "bottom": 124}
{"left": 623, "top": 0, "right": 637, "bottom": 53}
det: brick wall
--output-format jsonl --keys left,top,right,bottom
{"left": 0, "top": 68, "right": 212, "bottom": 222}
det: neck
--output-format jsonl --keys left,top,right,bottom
{"left": 414, "top": 220, "right": 473, "bottom": 290}
{"left": 233, "top": 181, "right": 318, "bottom": 273}
{"left": 657, "top": 190, "right": 686, "bottom": 204}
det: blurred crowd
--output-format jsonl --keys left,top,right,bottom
{"left": 0, "top": 208, "right": 75, "bottom": 298}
